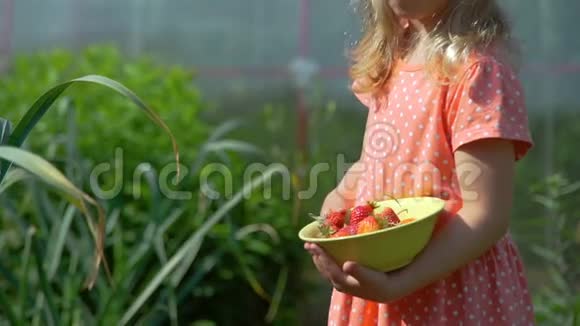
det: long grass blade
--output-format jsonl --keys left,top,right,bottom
{"left": 126, "top": 216, "right": 163, "bottom": 272}
{"left": 105, "top": 208, "right": 121, "bottom": 235}
{"left": 229, "top": 241, "right": 271, "bottom": 302}
{"left": 176, "top": 248, "right": 226, "bottom": 303}
{"left": 17, "top": 228, "right": 35, "bottom": 324}
{"left": 0, "top": 168, "right": 29, "bottom": 193}
{"left": 208, "top": 119, "right": 242, "bottom": 142}
{"left": 0, "top": 118, "right": 12, "bottom": 176}
{"left": 133, "top": 163, "right": 161, "bottom": 220}
{"left": 120, "top": 164, "right": 287, "bottom": 325}
{"left": 0, "top": 146, "right": 88, "bottom": 201}
{"left": 148, "top": 248, "right": 227, "bottom": 325}
{"left": 234, "top": 223, "right": 280, "bottom": 244}
{"left": 204, "top": 140, "right": 264, "bottom": 156}
{"left": 190, "top": 120, "right": 248, "bottom": 176}
{"left": 151, "top": 233, "right": 178, "bottom": 326}
{"left": 158, "top": 208, "right": 184, "bottom": 235}
{"left": 0, "top": 288, "right": 18, "bottom": 326}
{"left": 0, "top": 196, "right": 21, "bottom": 227}
{"left": 0, "top": 74, "right": 180, "bottom": 183}
{"left": 169, "top": 237, "right": 203, "bottom": 286}
{"left": 47, "top": 205, "right": 76, "bottom": 280}
{"left": 0, "top": 146, "right": 108, "bottom": 288}
{"left": 30, "top": 294, "right": 44, "bottom": 326}
{"left": 31, "top": 229, "right": 60, "bottom": 326}
{"left": 265, "top": 266, "right": 289, "bottom": 323}
{"left": 30, "top": 182, "right": 57, "bottom": 230}
{"left": 0, "top": 259, "right": 18, "bottom": 286}
{"left": 0, "top": 118, "right": 11, "bottom": 144}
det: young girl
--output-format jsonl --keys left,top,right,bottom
{"left": 304, "top": 0, "right": 535, "bottom": 325}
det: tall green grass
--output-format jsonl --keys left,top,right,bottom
{"left": 0, "top": 71, "right": 291, "bottom": 325}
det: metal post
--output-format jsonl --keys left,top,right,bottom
{"left": 130, "top": 0, "right": 145, "bottom": 56}
{"left": 71, "top": 0, "right": 83, "bottom": 49}
{"left": 296, "top": 0, "right": 311, "bottom": 157}
{"left": 538, "top": 0, "right": 556, "bottom": 180}
{"left": 538, "top": 0, "right": 558, "bottom": 247}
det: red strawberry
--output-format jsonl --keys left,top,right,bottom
{"left": 330, "top": 224, "right": 357, "bottom": 238}
{"left": 349, "top": 202, "right": 376, "bottom": 225}
{"left": 318, "top": 222, "right": 339, "bottom": 238}
{"left": 325, "top": 209, "right": 346, "bottom": 228}
{"left": 357, "top": 216, "right": 380, "bottom": 235}
{"left": 376, "top": 207, "right": 400, "bottom": 227}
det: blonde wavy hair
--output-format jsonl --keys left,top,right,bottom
{"left": 351, "top": 0, "right": 515, "bottom": 94}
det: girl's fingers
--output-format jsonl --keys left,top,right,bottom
{"left": 313, "top": 256, "right": 332, "bottom": 279}
{"left": 312, "top": 251, "right": 343, "bottom": 281}
{"left": 317, "top": 252, "right": 347, "bottom": 280}
{"left": 342, "top": 261, "right": 359, "bottom": 275}
{"left": 304, "top": 243, "right": 322, "bottom": 252}
{"left": 308, "top": 244, "right": 326, "bottom": 256}
{"left": 344, "top": 261, "right": 386, "bottom": 284}
{"left": 306, "top": 243, "right": 359, "bottom": 293}
{"left": 331, "top": 271, "right": 361, "bottom": 294}
{"left": 342, "top": 261, "right": 389, "bottom": 296}
{"left": 304, "top": 243, "right": 318, "bottom": 255}
{"left": 310, "top": 255, "right": 361, "bottom": 295}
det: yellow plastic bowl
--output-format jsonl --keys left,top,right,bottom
{"left": 298, "top": 197, "right": 445, "bottom": 272}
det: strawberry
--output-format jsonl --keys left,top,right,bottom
{"left": 331, "top": 224, "right": 357, "bottom": 238}
{"left": 356, "top": 216, "right": 381, "bottom": 235}
{"left": 349, "top": 202, "right": 376, "bottom": 225}
{"left": 376, "top": 207, "right": 401, "bottom": 227}
{"left": 325, "top": 209, "right": 346, "bottom": 228}
{"left": 318, "top": 222, "right": 339, "bottom": 238}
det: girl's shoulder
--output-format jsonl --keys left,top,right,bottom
{"left": 455, "top": 48, "right": 519, "bottom": 84}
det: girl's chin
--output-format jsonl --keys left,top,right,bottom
{"left": 388, "top": 0, "right": 447, "bottom": 20}
{"left": 392, "top": 10, "right": 437, "bottom": 26}
{"left": 390, "top": 8, "right": 426, "bottom": 20}
{"left": 388, "top": 2, "right": 418, "bottom": 17}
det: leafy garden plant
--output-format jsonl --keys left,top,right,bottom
{"left": 0, "top": 47, "right": 303, "bottom": 325}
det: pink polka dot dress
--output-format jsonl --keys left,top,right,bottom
{"left": 327, "top": 55, "right": 536, "bottom": 325}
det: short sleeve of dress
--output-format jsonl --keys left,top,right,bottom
{"left": 445, "top": 59, "right": 533, "bottom": 160}
{"left": 352, "top": 80, "right": 376, "bottom": 110}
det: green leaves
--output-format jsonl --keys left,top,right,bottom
{"left": 0, "top": 146, "right": 91, "bottom": 200}
{"left": 31, "top": 229, "right": 60, "bottom": 326}
{"left": 0, "top": 47, "right": 302, "bottom": 325}
{"left": 529, "top": 174, "right": 580, "bottom": 325}
{"left": 0, "top": 146, "right": 106, "bottom": 289}
{"left": 0, "top": 118, "right": 12, "bottom": 176}
{"left": 0, "top": 118, "right": 11, "bottom": 144}
{"left": 0, "top": 71, "right": 183, "bottom": 293}
{"left": 120, "top": 164, "right": 288, "bottom": 325}
{"left": 0, "top": 74, "right": 180, "bottom": 183}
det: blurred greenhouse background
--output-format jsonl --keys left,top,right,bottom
{"left": 0, "top": 0, "right": 579, "bottom": 325}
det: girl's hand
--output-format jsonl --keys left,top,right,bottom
{"left": 304, "top": 243, "right": 407, "bottom": 302}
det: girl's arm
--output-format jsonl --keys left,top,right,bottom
{"left": 320, "top": 111, "right": 370, "bottom": 214}
{"left": 320, "top": 160, "right": 366, "bottom": 214}
{"left": 305, "top": 138, "right": 517, "bottom": 302}
{"left": 391, "top": 138, "right": 515, "bottom": 295}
